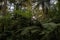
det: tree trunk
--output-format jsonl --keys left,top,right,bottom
{"left": 2, "top": 0, "right": 7, "bottom": 15}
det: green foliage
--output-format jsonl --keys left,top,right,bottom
{"left": 0, "top": 0, "right": 60, "bottom": 40}
{"left": 0, "top": 9, "right": 46, "bottom": 40}
{"left": 14, "top": 10, "right": 32, "bottom": 19}
{"left": 0, "top": 10, "right": 60, "bottom": 40}
{"left": 0, "top": 13, "right": 60, "bottom": 40}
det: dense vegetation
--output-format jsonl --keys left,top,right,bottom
{"left": 0, "top": 0, "right": 60, "bottom": 40}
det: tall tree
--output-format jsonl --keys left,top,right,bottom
{"left": 2, "top": 0, "right": 7, "bottom": 15}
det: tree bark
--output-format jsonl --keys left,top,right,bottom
{"left": 2, "top": 0, "right": 7, "bottom": 15}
